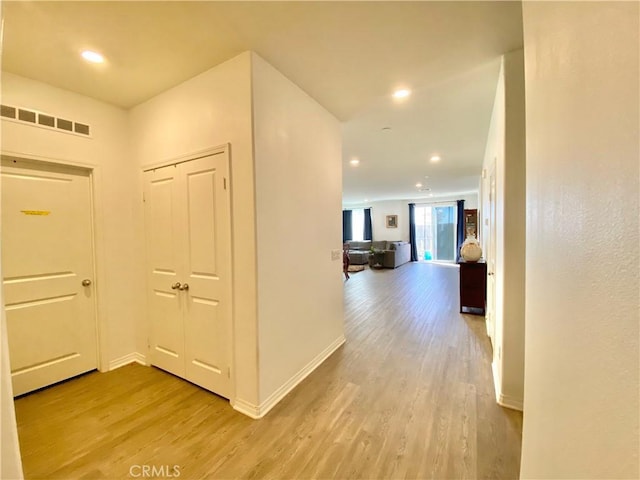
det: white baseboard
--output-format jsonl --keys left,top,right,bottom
{"left": 498, "top": 392, "right": 523, "bottom": 411}
{"left": 491, "top": 361, "right": 523, "bottom": 411}
{"left": 492, "top": 360, "right": 501, "bottom": 400}
{"left": 231, "top": 398, "right": 261, "bottom": 419}
{"left": 108, "top": 352, "right": 147, "bottom": 371}
{"left": 232, "top": 335, "right": 346, "bottom": 419}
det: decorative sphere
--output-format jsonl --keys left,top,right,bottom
{"left": 460, "top": 238, "right": 482, "bottom": 262}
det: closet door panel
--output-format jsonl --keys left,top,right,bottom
{"left": 182, "top": 154, "right": 232, "bottom": 398}
{"left": 144, "top": 166, "right": 185, "bottom": 378}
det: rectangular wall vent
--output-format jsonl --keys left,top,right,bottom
{"left": 1, "top": 105, "right": 16, "bottom": 119}
{"left": 74, "top": 123, "right": 90, "bottom": 135}
{"left": 0, "top": 104, "right": 91, "bottom": 137}
{"left": 38, "top": 114, "right": 55, "bottom": 127}
{"left": 56, "top": 118, "right": 73, "bottom": 131}
{"left": 18, "top": 109, "right": 36, "bottom": 123}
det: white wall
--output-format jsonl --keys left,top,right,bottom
{"left": 479, "top": 50, "right": 526, "bottom": 411}
{"left": 414, "top": 193, "right": 478, "bottom": 210}
{"left": 128, "top": 52, "right": 259, "bottom": 407}
{"left": 501, "top": 49, "right": 526, "bottom": 410}
{"left": 251, "top": 53, "right": 345, "bottom": 409}
{"left": 521, "top": 2, "right": 639, "bottom": 478}
{"left": 347, "top": 193, "right": 478, "bottom": 243}
{"left": 359, "top": 200, "right": 409, "bottom": 242}
{"left": 1, "top": 73, "right": 138, "bottom": 369}
{"left": 480, "top": 59, "right": 505, "bottom": 397}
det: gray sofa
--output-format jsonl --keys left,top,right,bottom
{"left": 346, "top": 240, "right": 411, "bottom": 268}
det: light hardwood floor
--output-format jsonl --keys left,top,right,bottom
{"left": 14, "top": 262, "right": 522, "bottom": 479}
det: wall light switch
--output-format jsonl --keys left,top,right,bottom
{"left": 331, "top": 249, "right": 341, "bottom": 261}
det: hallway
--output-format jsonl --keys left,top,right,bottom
{"left": 14, "top": 262, "right": 522, "bottom": 479}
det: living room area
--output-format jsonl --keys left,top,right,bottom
{"left": 342, "top": 193, "right": 478, "bottom": 274}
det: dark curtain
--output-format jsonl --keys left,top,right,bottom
{"left": 363, "top": 208, "right": 373, "bottom": 240}
{"left": 456, "top": 200, "right": 465, "bottom": 261}
{"left": 409, "top": 203, "right": 418, "bottom": 262}
{"left": 342, "top": 210, "right": 352, "bottom": 243}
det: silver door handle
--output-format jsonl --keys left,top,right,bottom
{"left": 171, "top": 282, "right": 181, "bottom": 290}
{"left": 82, "top": 279, "right": 92, "bottom": 286}
{"left": 179, "top": 283, "right": 189, "bottom": 291}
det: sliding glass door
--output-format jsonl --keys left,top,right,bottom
{"left": 415, "top": 204, "right": 457, "bottom": 262}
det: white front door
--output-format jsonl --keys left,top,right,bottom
{"left": 2, "top": 158, "right": 98, "bottom": 396}
{"left": 144, "top": 150, "right": 232, "bottom": 399}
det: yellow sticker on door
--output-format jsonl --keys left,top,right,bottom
{"left": 21, "top": 210, "right": 51, "bottom": 216}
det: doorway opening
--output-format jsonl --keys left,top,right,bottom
{"left": 414, "top": 203, "right": 458, "bottom": 263}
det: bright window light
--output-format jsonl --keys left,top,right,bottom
{"left": 352, "top": 209, "right": 365, "bottom": 241}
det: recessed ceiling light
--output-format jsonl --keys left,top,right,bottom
{"left": 415, "top": 183, "right": 423, "bottom": 188}
{"left": 350, "top": 159, "right": 360, "bottom": 166}
{"left": 393, "top": 89, "right": 411, "bottom": 99}
{"left": 81, "top": 50, "right": 105, "bottom": 63}
{"left": 430, "top": 155, "right": 441, "bottom": 163}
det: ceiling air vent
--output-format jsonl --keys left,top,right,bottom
{"left": 0, "top": 104, "right": 91, "bottom": 137}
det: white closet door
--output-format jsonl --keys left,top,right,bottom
{"left": 182, "top": 154, "right": 232, "bottom": 398}
{"left": 144, "top": 150, "right": 232, "bottom": 399}
{"left": 144, "top": 164, "right": 185, "bottom": 378}
{"left": 2, "top": 159, "right": 97, "bottom": 396}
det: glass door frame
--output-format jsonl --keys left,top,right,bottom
{"left": 415, "top": 202, "right": 458, "bottom": 263}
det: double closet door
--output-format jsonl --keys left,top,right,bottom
{"left": 143, "top": 151, "right": 232, "bottom": 399}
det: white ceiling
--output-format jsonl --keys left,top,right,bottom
{"left": 1, "top": 1, "right": 523, "bottom": 204}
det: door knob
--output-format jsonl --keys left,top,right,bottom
{"left": 179, "top": 283, "right": 189, "bottom": 291}
{"left": 171, "top": 282, "right": 181, "bottom": 290}
{"left": 82, "top": 279, "right": 92, "bottom": 286}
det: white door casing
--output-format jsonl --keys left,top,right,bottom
{"left": 144, "top": 149, "right": 233, "bottom": 399}
{"left": 486, "top": 161, "right": 497, "bottom": 346}
{"left": 2, "top": 159, "right": 98, "bottom": 396}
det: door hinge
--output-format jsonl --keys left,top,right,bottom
{"left": 223, "top": 178, "right": 227, "bottom": 190}
{"left": 227, "top": 366, "right": 231, "bottom": 378}
{"left": 142, "top": 192, "right": 146, "bottom": 203}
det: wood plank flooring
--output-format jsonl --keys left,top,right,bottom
{"left": 14, "top": 262, "right": 522, "bottom": 479}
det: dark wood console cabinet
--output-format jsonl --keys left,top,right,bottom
{"left": 459, "top": 260, "right": 487, "bottom": 315}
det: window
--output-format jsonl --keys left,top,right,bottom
{"left": 351, "top": 208, "right": 364, "bottom": 241}
{"left": 342, "top": 207, "right": 371, "bottom": 242}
